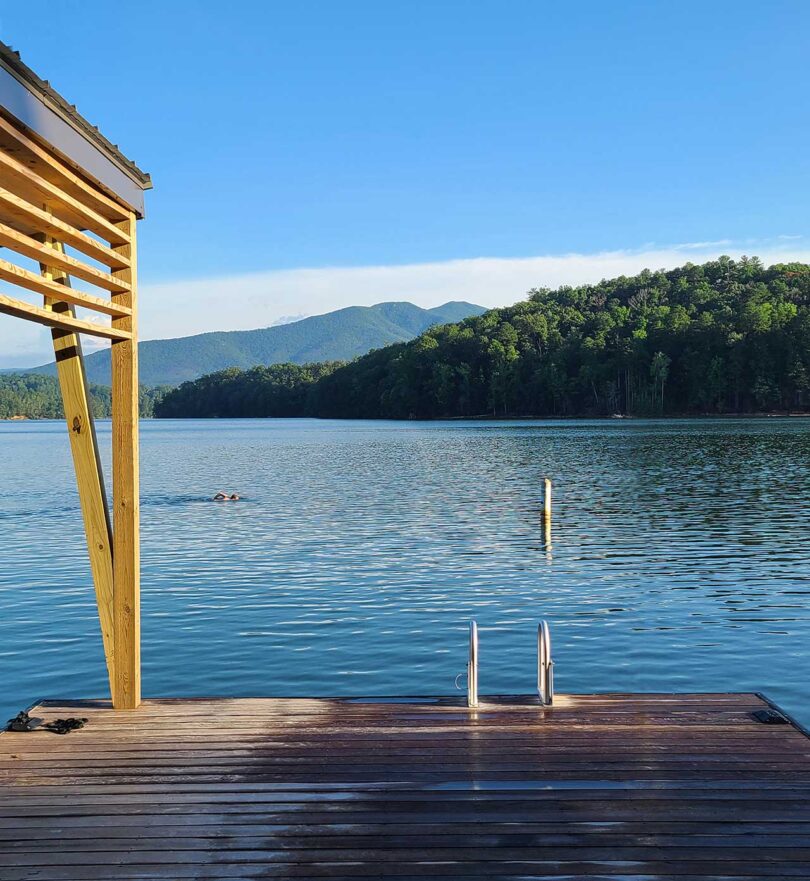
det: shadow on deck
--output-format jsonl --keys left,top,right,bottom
{"left": 1, "top": 693, "right": 809, "bottom": 879}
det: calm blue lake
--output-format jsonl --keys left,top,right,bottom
{"left": 1, "top": 418, "right": 809, "bottom": 726}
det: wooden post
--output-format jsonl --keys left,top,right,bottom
{"left": 110, "top": 212, "right": 140, "bottom": 709}
{"left": 542, "top": 477, "right": 552, "bottom": 520}
{"left": 39, "top": 238, "right": 115, "bottom": 694}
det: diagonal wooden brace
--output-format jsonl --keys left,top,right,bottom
{"left": 39, "top": 236, "right": 116, "bottom": 696}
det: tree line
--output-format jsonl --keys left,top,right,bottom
{"left": 0, "top": 373, "right": 169, "bottom": 420}
{"left": 154, "top": 258, "right": 810, "bottom": 419}
{"left": 154, "top": 362, "right": 342, "bottom": 418}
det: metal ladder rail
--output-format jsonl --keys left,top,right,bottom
{"left": 467, "top": 620, "right": 479, "bottom": 708}
{"left": 538, "top": 620, "right": 554, "bottom": 706}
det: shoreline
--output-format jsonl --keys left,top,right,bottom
{"left": 4, "top": 411, "right": 810, "bottom": 422}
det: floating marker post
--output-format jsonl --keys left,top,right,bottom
{"left": 542, "top": 477, "right": 552, "bottom": 520}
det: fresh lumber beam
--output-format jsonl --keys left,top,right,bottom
{"left": 0, "top": 292, "right": 131, "bottom": 340}
{"left": 0, "top": 187, "right": 129, "bottom": 269}
{"left": 0, "top": 256, "right": 130, "bottom": 317}
{"left": 110, "top": 211, "right": 140, "bottom": 710}
{"left": 0, "top": 113, "right": 129, "bottom": 222}
{"left": 0, "top": 148, "right": 128, "bottom": 245}
{"left": 0, "top": 220, "right": 129, "bottom": 292}
{"left": 39, "top": 239, "right": 115, "bottom": 692}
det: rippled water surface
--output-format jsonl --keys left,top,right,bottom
{"left": 1, "top": 418, "right": 809, "bottom": 725}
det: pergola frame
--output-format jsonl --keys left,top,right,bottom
{"left": 0, "top": 44, "right": 150, "bottom": 709}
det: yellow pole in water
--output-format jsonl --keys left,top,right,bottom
{"left": 542, "top": 477, "right": 552, "bottom": 520}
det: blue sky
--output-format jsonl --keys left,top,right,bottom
{"left": 1, "top": 0, "right": 809, "bottom": 363}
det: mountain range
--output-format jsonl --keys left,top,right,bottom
{"left": 23, "top": 301, "right": 486, "bottom": 387}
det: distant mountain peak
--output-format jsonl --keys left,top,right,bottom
{"left": 23, "top": 300, "right": 487, "bottom": 387}
{"left": 269, "top": 313, "right": 308, "bottom": 327}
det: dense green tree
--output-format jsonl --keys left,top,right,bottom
{"left": 155, "top": 363, "right": 343, "bottom": 418}
{"left": 153, "top": 258, "right": 810, "bottom": 420}
{"left": 0, "top": 374, "right": 169, "bottom": 420}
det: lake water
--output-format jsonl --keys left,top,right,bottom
{"left": 1, "top": 418, "right": 809, "bottom": 727}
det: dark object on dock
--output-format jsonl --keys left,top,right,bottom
{"left": 43, "top": 717, "right": 88, "bottom": 735}
{"left": 4, "top": 711, "right": 39, "bottom": 732}
{"left": 752, "top": 707, "right": 790, "bottom": 724}
{"left": 1, "top": 693, "right": 809, "bottom": 878}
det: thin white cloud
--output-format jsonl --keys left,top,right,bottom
{"left": 2, "top": 238, "right": 809, "bottom": 368}
{"left": 134, "top": 238, "right": 810, "bottom": 341}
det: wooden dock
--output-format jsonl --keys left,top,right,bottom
{"left": 2, "top": 693, "right": 809, "bottom": 879}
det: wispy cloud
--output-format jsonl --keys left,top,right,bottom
{"left": 133, "top": 238, "right": 810, "bottom": 341}
{"left": 2, "top": 237, "right": 809, "bottom": 368}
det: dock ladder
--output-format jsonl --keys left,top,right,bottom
{"left": 460, "top": 619, "right": 554, "bottom": 708}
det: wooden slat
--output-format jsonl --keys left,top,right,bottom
{"left": 8, "top": 819, "right": 810, "bottom": 838}
{"left": 0, "top": 695, "right": 810, "bottom": 881}
{"left": 0, "top": 292, "right": 130, "bottom": 339}
{"left": 0, "top": 221, "right": 129, "bottom": 291}
{"left": 40, "top": 239, "right": 115, "bottom": 693}
{"left": 0, "top": 187, "right": 129, "bottom": 269}
{"left": 1, "top": 694, "right": 808, "bottom": 878}
{"left": 0, "top": 147, "right": 128, "bottom": 245}
{"left": 0, "top": 256, "right": 130, "bottom": 317}
{"left": 1, "top": 866, "right": 806, "bottom": 880}
{"left": 110, "top": 212, "right": 140, "bottom": 710}
{"left": 0, "top": 112, "right": 130, "bottom": 222}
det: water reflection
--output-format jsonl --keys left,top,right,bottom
{"left": 0, "top": 417, "right": 808, "bottom": 726}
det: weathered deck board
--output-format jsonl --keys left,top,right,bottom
{"left": 1, "top": 693, "right": 809, "bottom": 879}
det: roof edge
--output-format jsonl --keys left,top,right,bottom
{"left": 0, "top": 41, "right": 151, "bottom": 191}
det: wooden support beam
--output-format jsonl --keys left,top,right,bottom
{"left": 110, "top": 211, "right": 140, "bottom": 709}
{"left": 0, "top": 257, "right": 131, "bottom": 317}
{"left": 0, "top": 113, "right": 130, "bottom": 222}
{"left": 0, "top": 220, "right": 130, "bottom": 292}
{"left": 0, "top": 187, "right": 130, "bottom": 269}
{"left": 0, "top": 148, "right": 128, "bottom": 245}
{"left": 0, "top": 112, "right": 147, "bottom": 710}
{"left": 0, "top": 292, "right": 132, "bottom": 339}
{"left": 39, "top": 239, "right": 115, "bottom": 693}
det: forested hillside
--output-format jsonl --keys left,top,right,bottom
{"left": 154, "top": 363, "right": 341, "bottom": 418}
{"left": 0, "top": 374, "right": 168, "bottom": 420}
{"left": 154, "top": 258, "right": 810, "bottom": 419}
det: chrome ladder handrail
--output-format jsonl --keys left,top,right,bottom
{"left": 537, "top": 620, "right": 554, "bottom": 706}
{"left": 468, "top": 620, "right": 479, "bottom": 708}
